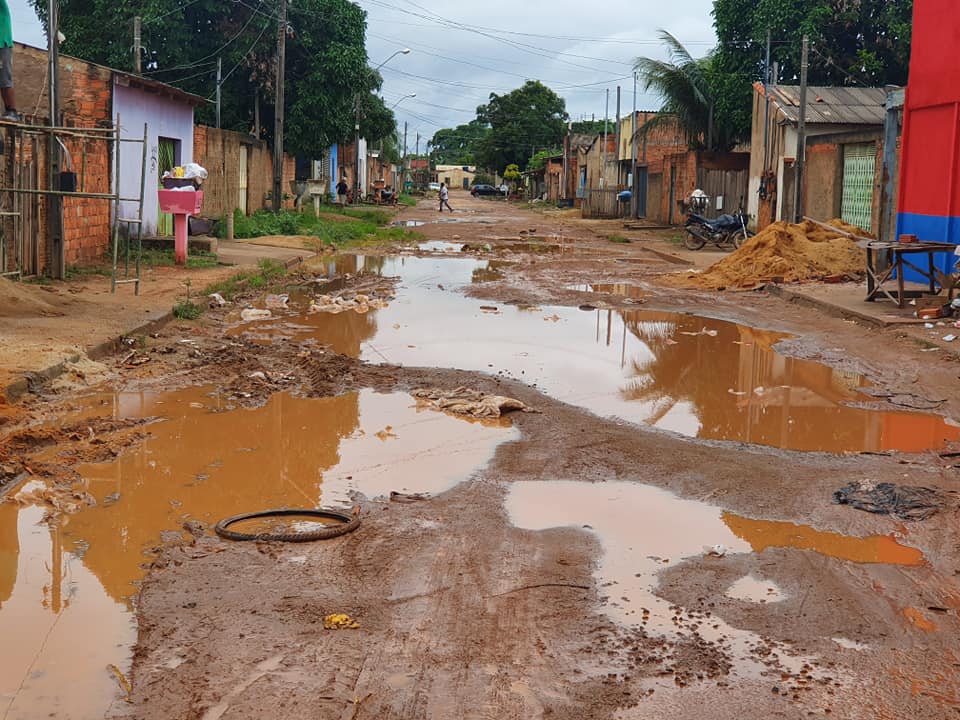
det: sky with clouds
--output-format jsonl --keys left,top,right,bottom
{"left": 7, "top": 0, "right": 718, "bottom": 149}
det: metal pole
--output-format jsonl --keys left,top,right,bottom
{"left": 615, "top": 85, "right": 621, "bottom": 190}
{"left": 402, "top": 120, "right": 407, "bottom": 189}
{"left": 631, "top": 72, "right": 637, "bottom": 218}
{"left": 762, "top": 29, "right": 771, "bottom": 172}
{"left": 133, "top": 16, "right": 142, "bottom": 74}
{"left": 601, "top": 89, "right": 609, "bottom": 189}
{"left": 215, "top": 57, "right": 221, "bottom": 129}
{"left": 272, "top": 0, "right": 286, "bottom": 212}
{"left": 47, "top": 0, "right": 64, "bottom": 279}
{"left": 354, "top": 96, "right": 361, "bottom": 202}
{"left": 793, "top": 34, "right": 809, "bottom": 223}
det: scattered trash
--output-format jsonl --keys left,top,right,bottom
{"left": 833, "top": 480, "right": 945, "bottom": 521}
{"left": 107, "top": 663, "right": 132, "bottom": 700}
{"left": 924, "top": 323, "right": 935, "bottom": 329}
{"left": 264, "top": 293, "right": 289, "bottom": 309}
{"left": 309, "top": 293, "right": 389, "bottom": 315}
{"left": 728, "top": 389, "right": 747, "bottom": 396}
{"left": 412, "top": 386, "right": 537, "bottom": 418}
{"left": 480, "top": 305, "right": 499, "bottom": 312}
{"left": 323, "top": 613, "right": 360, "bottom": 630}
{"left": 679, "top": 327, "right": 719, "bottom": 337}
{"left": 208, "top": 292, "right": 227, "bottom": 307}
{"left": 240, "top": 308, "right": 272, "bottom": 322}
{"left": 943, "top": 334, "right": 957, "bottom": 342}
{"left": 390, "top": 491, "right": 431, "bottom": 503}
{"left": 703, "top": 544, "right": 728, "bottom": 557}
{"left": 249, "top": 371, "right": 267, "bottom": 380}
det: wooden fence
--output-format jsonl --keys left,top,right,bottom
{"left": 581, "top": 187, "right": 624, "bottom": 219}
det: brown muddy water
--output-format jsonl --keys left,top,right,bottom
{"left": 240, "top": 255, "right": 960, "bottom": 455}
{"left": 0, "top": 388, "right": 515, "bottom": 719}
{"left": 506, "top": 480, "right": 922, "bottom": 678}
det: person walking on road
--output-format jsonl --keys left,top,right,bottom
{"left": 439, "top": 182, "right": 453, "bottom": 212}
{"left": 336, "top": 178, "right": 348, "bottom": 210}
{"left": 0, "top": 0, "right": 19, "bottom": 121}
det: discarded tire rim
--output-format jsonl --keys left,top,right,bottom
{"left": 215, "top": 508, "right": 360, "bottom": 542}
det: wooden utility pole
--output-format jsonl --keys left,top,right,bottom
{"left": 793, "top": 34, "right": 809, "bottom": 223}
{"left": 631, "top": 72, "right": 637, "bottom": 218}
{"left": 601, "top": 88, "right": 609, "bottom": 189}
{"left": 272, "top": 0, "right": 286, "bottom": 212}
{"left": 402, "top": 121, "right": 408, "bottom": 188}
{"left": 215, "top": 57, "right": 222, "bottom": 129}
{"left": 133, "top": 16, "right": 142, "bottom": 74}
{"left": 47, "top": 0, "right": 64, "bottom": 279}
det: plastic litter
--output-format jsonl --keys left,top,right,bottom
{"left": 943, "top": 334, "right": 957, "bottom": 342}
{"left": 832, "top": 480, "right": 945, "bottom": 521}
{"left": 412, "top": 386, "right": 536, "bottom": 418}
{"left": 240, "top": 308, "right": 272, "bottom": 321}
{"left": 208, "top": 292, "right": 227, "bottom": 307}
{"left": 264, "top": 293, "right": 289, "bottom": 309}
{"left": 703, "top": 544, "right": 728, "bottom": 557}
{"left": 323, "top": 613, "right": 360, "bottom": 630}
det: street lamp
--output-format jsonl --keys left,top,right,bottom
{"left": 390, "top": 93, "right": 416, "bottom": 110}
{"left": 375, "top": 48, "right": 411, "bottom": 71}
{"left": 355, "top": 49, "right": 412, "bottom": 202}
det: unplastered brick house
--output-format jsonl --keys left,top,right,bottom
{"left": 8, "top": 43, "right": 203, "bottom": 271}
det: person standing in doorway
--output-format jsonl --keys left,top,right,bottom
{"left": 439, "top": 182, "right": 453, "bottom": 212}
{"left": 0, "top": 0, "right": 19, "bottom": 121}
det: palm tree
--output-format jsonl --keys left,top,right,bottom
{"left": 634, "top": 31, "right": 720, "bottom": 151}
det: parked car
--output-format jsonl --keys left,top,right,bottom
{"left": 428, "top": 181, "right": 441, "bottom": 192}
{"left": 470, "top": 184, "right": 504, "bottom": 197}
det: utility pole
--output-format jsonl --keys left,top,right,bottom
{"left": 133, "top": 16, "right": 142, "bottom": 74}
{"left": 615, "top": 86, "right": 621, "bottom": 188}
{"left": 793, "top": 34, "right": 809, "bottom": 223}
{"left": 762, "top": 29, "right": 771, "bottom": 173}
{"left": 601, "top": 88, "right": 609, "bottom": 189}
{"left": 354, "top": 96, "right": 361, "bottom": 202}
{"left": 47, "top": 0, "right": 64, "bottom": 279}
{"left": 272, "top": 0, "right": 287, "bottom": 212}
{"left": 631, "top": 72, "right": 637, "bottom": 218}
{"left": 215, "top": 57, "right": 222, "bottom": 129}
{"left": 402, "top": 121, "right": 408, "bottom": 188}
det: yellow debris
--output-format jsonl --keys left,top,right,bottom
{"left": 323, "top": 613, "right": 360, "bottom": 630}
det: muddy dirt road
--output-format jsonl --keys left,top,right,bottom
{"left": 3, "top": 193, "right": 960, "bottom": 719}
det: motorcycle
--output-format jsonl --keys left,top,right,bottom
{"left": 683, "top": 208, "right": 754, "bottom": 251}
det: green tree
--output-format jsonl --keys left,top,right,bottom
{"left": 31, "top": 0, "right": 392, "bottom": 158}
{"left": 712, "top": 0, "right": 913, "bottom": 140}
{"left": 503, "top": 164, "right": 521, "bottom": 185}
{"left": 527, "top": 148, "right": 563, "bottom": 171}
{"left": 570, "top": 120, "right": 608, "bottom": 135}
{"left": 429, "top": 119, "right": 490, "bottom": 165}
{"left": 475, "top": 81, "right": 568, "bottom": 173}
{"left": 634, "top": 31, "right": 740, "bottom": 152}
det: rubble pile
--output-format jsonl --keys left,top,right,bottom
{"left": 680, "top": 219, "right": 868, "bottom": 290}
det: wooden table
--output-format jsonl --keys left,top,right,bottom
{"left": 860, "top": 240, "right": 957, "bottom": 307}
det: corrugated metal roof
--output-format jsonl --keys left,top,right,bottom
{"left": 769, "top": 85, "right": 888, "bottom": 126}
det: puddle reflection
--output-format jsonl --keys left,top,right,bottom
{"left": 235, "top": 255, "right": 960, "bottom": 454}
{"left": 0, "top": 388, "right": 515, "bottom": 719}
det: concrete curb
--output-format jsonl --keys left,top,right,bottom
{"left": 767, "top": 283, "right": 960, "bottom": 359}
{"left": 765, "top": 284, "right": 889, "bottom": 329}
{"left": 3, "top": 310, "right": 175, "bottom": 403}
{"left": 2, "top": 254, "right": 307, "bottom": 403}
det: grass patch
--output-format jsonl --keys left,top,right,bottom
{"left": 172, "top": 300, "right": 203, "bottom": 319}
{"left": 397, "top": 194, "right": 418, "bottom": 207}
{"left": 608, "top": 234, "right": 631, "bottom": 244}
{"left": 202, "top": 258, "right": 288, "bottom": 302}
{"left": 214, "top": 208, "right": 418, "bottom": 249}
{"left": 140, "top": 248, "right": 219, "bottom": 269}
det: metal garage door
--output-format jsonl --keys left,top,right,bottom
{"left": 841, "top": 143, "right": 876, "bottom": 232}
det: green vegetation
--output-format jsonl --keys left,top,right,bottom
{"left": 214, "top": 209, "right": 418, "bottom": 248}
{"left": 202, "top": 258, "right": 288, "bottom": 304}
{"left": 527, "top": 148, "right": 563, "bottom": 171}
{"left": 397, "top": 194, "right": 418, "bottom": 208}
{"left": 35, "top": 0, "right": 396, "bottom": 157}
{"left": 608, "top": 234, "right": 631, "bottom": 244}
{"left": 172, "top": 300, "right": 203, "bottom": 320}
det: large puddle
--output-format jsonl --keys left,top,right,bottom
{"left": 0, "top": 388, "right": 515, "bottom": 719}
{"left": 238, "top": 254, "right": 960, "bottom": 454}
{"left": 506, "top": 480, "right": 922, "bottom": 675}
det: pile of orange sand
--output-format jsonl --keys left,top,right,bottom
{"left": 677, "top": 219, "right": 868, "bottom": 290}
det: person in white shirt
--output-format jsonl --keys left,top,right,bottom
{"left": 439, "top": 183, "right": 453, "bottom": 212}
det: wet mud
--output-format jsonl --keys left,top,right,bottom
{"left": 3, "top": 197, "right": 960, "bottom": 720}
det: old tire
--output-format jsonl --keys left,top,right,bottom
{"left": 683, "top": 230, "right": 707, "bottom": 251}
{"left": 215, "top": 507, "right": 360, "bottom": 542}
{"left": 731, "top": 228, "right": 754, "bottom": 249}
